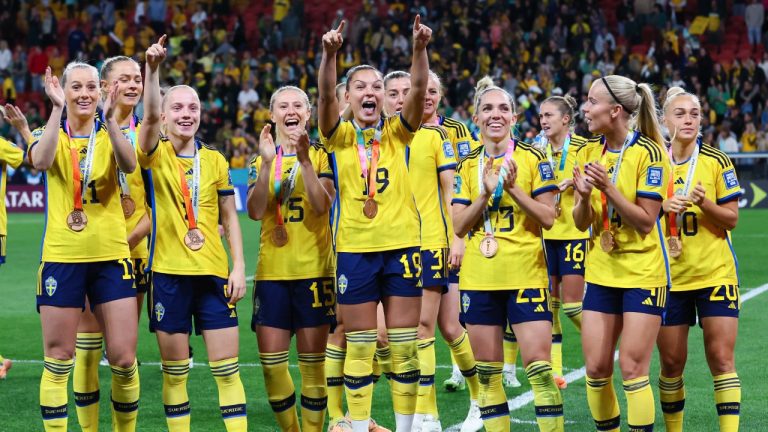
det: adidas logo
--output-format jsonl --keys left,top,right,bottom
{"left": 534, "top": 304, "right": 545, "bottom": 313}
{"left": 607, "top": 166, "right": 615, "bottom": 174}
{"left": 573, "top": 263, "right": 582, "bottom": 270}
{"left": 433, "top": 271, "right": 442, "bottom": 279}
{"left": 675, "top": 177, "right": 685, "bottom": 185}
{"left": 229, "top": 310, "right": 237, "bottom": 318}
{"left": 729, "top": 302, "right": 736, "bottom": 310}
{"left": 642, "top": 297, "right": 653, "bottom": 306}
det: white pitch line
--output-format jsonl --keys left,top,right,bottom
{"left": 444, "top": 282, "right": 768, "bottom": 432}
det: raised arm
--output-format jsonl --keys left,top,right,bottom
{"left": 30, "top": 67, "right": 65, "bottom": 171}
{"left": 103, "top": 82, "right": 137, "bottom": 173}
{"left": 400, "top": 15, "right": 432, "bottom": 129}
{"left": 246, "top": 125, "right": 276, "bottom": 221}
{"left": 295, "top": 131, "right": 334, "bottom": 215}
{"left": 4, "top": 104, "right": 33, "bottom": 144}
{"left": 138, "top": 35, "right": 167, "bottom": 155}
{"left": 318, "top": 21, "right": 345, "bottom": 137}
{"left": 572, "top": 165, "right": 595, "bottom": 232}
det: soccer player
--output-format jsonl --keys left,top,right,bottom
{"left": 246, "top": 85, "right": 336, "bottom": 431}
{"left": 317, "top": 16, "right": 432, "bottom": 432}
{"left": 537, "top": 95, "right": 589, "bottom": 389}
{"left": 452, "top": 76, "right": 563, "bottom": 432}
{"left": 382, "top": 70, "right": 482, "bottom": 432}
{"left": 657, "top": 87, "right": 742, "bottom": 432}
{"left": 138, "top": 36, "right": 247, "bottom": 432}
{"left": 31, "top": 64, "right": 140, "bottom": 431}
{"left": 0, "top": 111, "right": 25, "bottom": 267}
{"left": 72, "top": 55, "right": 151, "bottom": 432}
{"left": 573, "top": 75, "right": 669, "bottom": 432}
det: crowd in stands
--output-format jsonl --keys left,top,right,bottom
{"left": 1, "top": 0, "right": 768, "bottom": 185}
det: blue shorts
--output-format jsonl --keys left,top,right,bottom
{"left": 449, "top": 269, "right": 459, "bottom": 285}
{"left": 36, "top": 259, "right": 136, "bottom": 311}
{"left": 421, "top": 248, "right": 449, "bottom": 293}
{"left": 133, "top": 258, "right": 150, "bottom": 294}
{"left": 663, "top": 285, "right": 740, "bottom": 326}
{"left": 252, "top": 277, "right": 337, "bottom": 331}
{"left": 460, "top": 289, "right": 552, "bottom": 326}
{"left": 583, "top": 283, "right": 667, "bottom": 317}
{"left": 0, "top": 235, "right": 6, "bottom": 264}
{"left": 545, "top": 239, "right": 587, "bottom": 277}
{"left": 149, "top": 272, "right": 238, "bottom": 335}
{"left": 336, "top": 247, "right": 422, "bottom": 305}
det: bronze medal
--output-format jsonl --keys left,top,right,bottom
{"left": 363, "top": 198, "right": 378, "bottom": 219}
{"left": 271, "top": 225, "right": 289, "bottom": 247}
{"left": 668, "top": 236, "right": 682, "bottom": 258}
{"left": 67, "top": 209, "right": 88, "bottom": 232}
{"left": 184, "top": 228, "right": 205, "bottom": 251}
{"left": 479, "top": 235, "right": 498, "bottom": 258}
{"left": 600, "top": 230, "right": 615, "bottom": 253}
{"left": 121, "top": 195, "right": 136, "bottom": 217}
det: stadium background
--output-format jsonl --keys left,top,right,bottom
{"left": 1, "top": 0, "right": 768, "bottom": 430}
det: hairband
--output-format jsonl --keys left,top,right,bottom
{"left": 601, "top": 77, "right": 633, "bottom": 113}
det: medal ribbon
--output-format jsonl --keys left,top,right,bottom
{"left": 545, "top": 133, "right": 572, "bottom": 210}
{"left": 599, "top": 130, "right": 636, "bottom": 232}
{"left": 354, "top": 120, "right": 382, "bottom": 201}
{"left": 118, "top": 116, "right": 137, "bottom": 197}
{"left": 66, "top": 121, "right": 98, "bottom": 212}
{"left": 478, "top": 139, "right": 516, "bottom": 235}
{"left": 273, "top": 146, "right": 302, "bottom": 227}
{"left": 667, "top": 138, "right": 700, "bottom": 233}
{"left": 177, "top": 144, "right": 201, "bottom": 230}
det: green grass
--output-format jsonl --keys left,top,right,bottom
{"left": 1, "top": 211, "right": 767, "bottom": 431}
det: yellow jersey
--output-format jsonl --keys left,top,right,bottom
{"left": 452, "top": 142, "right": 558, "bottom": 290}
{"left": 439, "top": 116, "right": 478, "bottom": 160}
{"left": 248, "top": 144, "right": 335, "bottom": 280}
{"left": 665, "top": 142, "right": 740, "bottom": 291}
{"left": 319, "top": 115, "right": 420, "bottom": 253}
{"left": 120, "top": 117, "right": 150, "bottom": 260}
{"left": 410, "top": 125, "right": 457, "bottom": 250}
{"left": 542, "top": 134, "right": 590, "bottom": 240}
{"left": 139, "top": 138, "right": 234, "bottom": 279}
{"left": 29, "top": 120, "right": 130, "bottom": 262}
{"left": 0, "top": 137, "right": 24, "bottom": 236}
{"left": 575, "top": 132, "right": 671, "bottom": 289}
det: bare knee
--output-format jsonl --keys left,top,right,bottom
{"left": 619, "top": 355, "right": 649, "bottom": 379}
{"left": 706, "top": 349, "right": 735, "bottom": 376}
{"left": 659, "top": 350, "right": 687, "bottom": 378}
{"left": 437, "top": 315, "right": 464, "bottom": 342}
{"left": 46, "top": 345, "right": 75, "bottom": 361}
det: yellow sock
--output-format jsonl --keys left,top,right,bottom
{"left": 550, "top": 298, "right": 563, "bottom": 376}
{"left": 110, "top": 359, "right": 140, "bottom": 431}
{"left": 74, "top": 332, "right": 102, "bottom": 432}
{"left": 562, "top": 302, "right": 583, "bottom": 332}
{"left": 388, "top": 328, "right": 419, "bottom": 416}
{"left": 372, "top": 354, "right": 382, "bottom": 383}
{"left": 713, "top": 372, "right": 741, "bottom": 432}
{"left": 261, "top": 352, "right": 298, "bottom": 431}
{"left": 448, "top": 331, "right": 479, "bottom": 400}
{"left": 325, "top": 344, "right": 346, "bottom": 422}
{"left": 162, "top": 359, "right": 191, "bottom": 432}
{"left": 503, "top": 330, "right": 518, "bottom": 366}
{"left": 586, "top": 375, "right": 620, "bottom": 432}
{"left": 476, "top": 361, "right": 509, "bottom": 432}
{"left": 376, "top": 345, "right": 392, "bottom": 377}
{"left": 210, "top": 357, "right": 247, "bottom": 432}
{"left": 344, "top": 330, "right": 377, "bottom": 421}
{"left": 526, "top": 361, "right": 564, "bottom": 431}
{"left": 416, "top": 338, "right": 436, "bottom": 415}
{"left": 659, "top": 375, "right": 685, "bottom": 432}
{"left": 298, "top": 353, "right": 327, "bottom": 432}
{"left": 40, "top": 357, "right": 74, "bottom": 431}
{"left": 623, "top": 376, "right": 654, "bottom": 431}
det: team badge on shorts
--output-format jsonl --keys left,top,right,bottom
{"left": 338, "top": 274, "right": 348, "bottom": 295}
{"left": 155, "top": 302, "right": 165, "bottom": 322}
{"left": 462, "top": 293, "right": 470, "bottom": 313}
{"left": 44, "top": 276, "right": 57, "bottom": 297}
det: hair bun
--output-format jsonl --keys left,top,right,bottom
{"left": 475, "top": 76, "right": 495, "bottom": 93}
{"left": 666, "top": 86, "right": 687, "bottom": 99}
{"left": 563, "top": 94, "right": 577, "bottom": 110}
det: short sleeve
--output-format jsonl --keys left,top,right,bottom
{"left": 452, "top": 162, "right": 472, "bottom": 206}
{"left": 26, "top": 127, "right": 46, "bottom": 164}
{"left": 247, "top": 155, "right": 260, "bottom": 189}
{"left": 138, "top": 137, "right": 166, "bottom": 169}
{"left": 715, "top": 157, "right": 742, "bottom": 204}
{"left": 387, "top": 114, "right": 416, "bottom": 146}
{"left": 216, "top": 153, "right": 235, "bottom": 196}
{"left": 531, "top": 154, "right": 559, "bottom": 197}
{"left": 314, "top": 147, "right": 334, "bottom": 179}
{"left": 0, "top": 137, "right": 25, "bottom": 169}
{"left": 319, "top": 118, "right": 353, "bottom": 153}
{"left": 435, "top": 132, "right": 457, "bottom": 172}
{"left": 636, "top": 150, "right": 666, "bottom": 201}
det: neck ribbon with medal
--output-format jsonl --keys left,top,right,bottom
{"left": 478, "top": 138, "right": 516, "bottom": 258}
{"left": 666, "top": 138, "right": 700, "bottom": 258}
{"left": 543, "top": 132, "right": 572, "bottom": 218}
{"left": 270, "top": 145, "right": 301, "bottom": 247}
{"left": 354, "top": 120, "right": 381, "bottom": 219}
{"left": 65, "top": 120, "right": 98, "bottom": 232}
{"left": 598, "top": 130, "right": 636, "bottom": 253}
{"left": 118, "top": 116, "right": 137, "bottom": 217}
{"left": 177, "top": 141, "right": 204, "bottom": 251}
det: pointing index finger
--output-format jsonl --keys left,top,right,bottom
{"left": 158, "top": 34, "right": 167, "bottom": 46}
{"left": 414, "top": 14, "right": 421, "bottom": 30}
{"left": 336, "top": 20, "right": 346, "bottom": 34}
